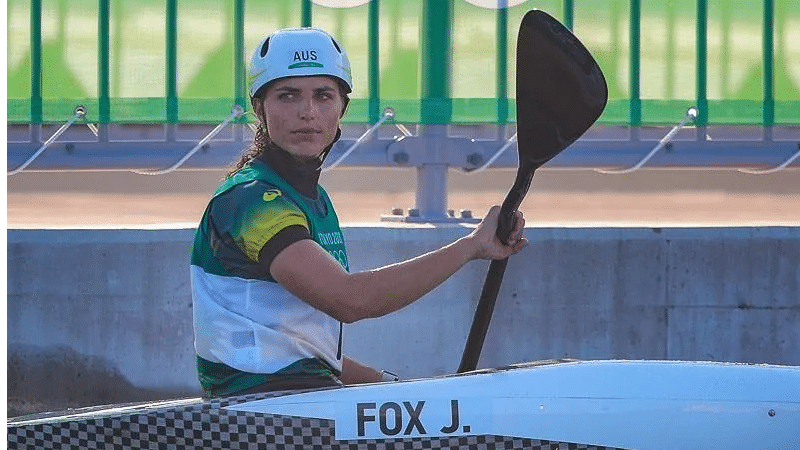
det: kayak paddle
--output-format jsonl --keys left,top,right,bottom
{"left": 458, "top": 9, "right": 608, "bottom": 373}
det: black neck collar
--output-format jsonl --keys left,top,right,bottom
{"left": 255, "top": 128, "right": 341, "bottom": 198}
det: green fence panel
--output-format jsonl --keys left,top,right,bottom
{"left": 775, "top": 0, "right": 800, "bottom": 124}
{"left": 7, "top": 0, "right": 33, "bottom": 122}
{"left": 6, "top": 0, "right": 799, "bottom": 125}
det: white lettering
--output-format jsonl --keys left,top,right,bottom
{"left": 318, "top": 231, "right": 344, "bottom": 246}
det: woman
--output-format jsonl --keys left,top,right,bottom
{"left": 190, "top": 27, "right": 527, "bottom": 398}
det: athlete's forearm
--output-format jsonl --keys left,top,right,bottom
{"left": 271, "top": 206, "right": 526, "bottom": 324}
{"left": 342, "top": 235, "right": 475, "bottom": 321}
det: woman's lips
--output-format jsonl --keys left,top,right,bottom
{"left": 292, "top": 127, "right": 320, "bottom": 134}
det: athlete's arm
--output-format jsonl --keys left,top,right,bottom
{"left": 269, "top": 205, "right": 528, "bottom": 323}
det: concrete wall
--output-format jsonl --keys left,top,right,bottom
{"left": 7, "top": 226, "right": 800, "bottom": 416}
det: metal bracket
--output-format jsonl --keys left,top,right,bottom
{"left": 7, "top": 105, "right": 87, "bottom": 176}
{"left": 381, "top": 207, "right": 481, "bottom": 224}
{"left": 132, "top": 105, "right": 245, "bottom": 175}
{"left": 595, "top": 106, "right": 699, "bottom": 174}
{"left": 323, "top": 108, "right": 395, "bottom": 172}
{"left": 463, "top": 132, "right": 518, "bottom": 174}
{"left": 738, "top": 143, "right": 800, "bottom": 175}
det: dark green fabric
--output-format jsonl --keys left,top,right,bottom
{"left": 191, "top": 158, "right": 348, "bottom": 279}
{"left": 197, "top": 356, "right": 340, "bottom": 398}
{"left": 192, "top": 158, "right": 349, "bottom": 396}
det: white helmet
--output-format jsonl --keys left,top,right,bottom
{"left": 248, "top": 27, "right": 353, "bottom": 97}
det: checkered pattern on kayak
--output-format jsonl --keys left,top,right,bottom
{"left": 7, "top": 393, "right": 628, "bottom": 450}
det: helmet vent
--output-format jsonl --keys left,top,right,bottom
{"left": 330, "top": 37, "right": 342, "bottom": 54}
{"left": 260, "top": 37, "right": 270, "bottom": 57}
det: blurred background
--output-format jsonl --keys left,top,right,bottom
{"left": 7, "top": 0, "right": 800, "bottom": 226}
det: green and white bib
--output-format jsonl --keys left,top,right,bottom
{"left": 191, "top": 159, "right": 347, "bottom": 381}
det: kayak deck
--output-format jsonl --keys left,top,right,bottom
{"left": 8, "top": 359, "right": 799, "bottom": 450}
{"left": 7, "top": 390, "right": 621, "bottom": 449}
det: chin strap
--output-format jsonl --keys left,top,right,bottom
{"left": 317, "top": 127, "right": 342, "bottom": 165}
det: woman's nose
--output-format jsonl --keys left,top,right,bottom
{"left": 298, "top": 97, "right": 316, "bottom": 120}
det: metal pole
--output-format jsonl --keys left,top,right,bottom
{"left": 31, "top": 0, "right": 42, "bottom": 126}
{"left": 301, "top": 0, "right": 312, "bottom": 27}
{"left": 369, "top": 0, "right": 380, "bottom": 123}
{"left": 234, "top": 0, "right": 247, "bottom": 141}
{"left": 763, "top": 0, "right": 775, "bottom": 138}
{"left": 166, "top": 0, "right": 178, "bottom": 132}
{"left": 496, "top": 5, "right": 508, "bottom": 125}
{"left": 98, "top": 0, "right": 111, "bottom": 140}
{"left": 164, "top": 0, "right": 178, "bottom": 143}
{"left": 563, "top": 0, "right": 574, "bottom": 30}
{"left": 696, "top": 0, "right": 708, "bottom": 138}
{"left": 415, "top": 129, "right": 449, "bottom": 221}
{"left": 97, "top": 0, "right": 111, "bottom": 142}
{"left": 629, "top": 0, "right": 641, "bottom": 140}
{"left": 417, "top": 0, "right": 453, "bottom": 221}
{"left": 420, "top": 0, "right": 452, "bottom": 126}
{"left": 29, "top": 0, "right": 43, "bottom": 145}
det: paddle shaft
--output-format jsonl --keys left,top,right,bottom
{"left": 457, "top": 167, "right": 534, "bottom": 373}
{"left": 457, "top": 258, "right": 508, "bottom": 373}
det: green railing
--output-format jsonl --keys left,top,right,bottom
{"left": 6, "top": 0, "right": 800, "bottom": 126}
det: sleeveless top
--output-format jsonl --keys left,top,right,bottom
{"left": 190, "top": 158, "right": 348, "bottom": 394}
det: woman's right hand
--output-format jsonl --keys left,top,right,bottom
{"left": 467, "top": 205, "right": 528, "bottom": 261}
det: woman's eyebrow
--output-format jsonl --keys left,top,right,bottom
{"left": 272, "top": 85, "right": 336, "bottom": 94}
{"left": 273, "top": 86, "right": 301, "bottom": 93}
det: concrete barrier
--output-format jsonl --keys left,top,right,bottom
{"left": 7, "top": 226, "right": 799, "bottom": 416}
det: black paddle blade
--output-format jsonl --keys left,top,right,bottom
{"left": 516, "top": 9, "right": 608, "bottom": 167}
{"left": 493, "top": 9, "right": 609, "bottom": 243}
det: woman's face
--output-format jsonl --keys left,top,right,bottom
{"left": 257, "top": 76, "right": 345, "bottom": 161}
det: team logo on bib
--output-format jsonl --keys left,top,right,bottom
{"left": 263, "top": 189, "right": 282, "bottom": 202}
